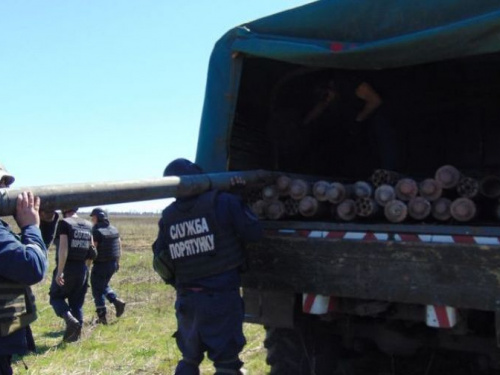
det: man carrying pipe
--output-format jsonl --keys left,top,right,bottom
{"left": 0, "top": 163, "right": 48, "bottom": 374}
{"left": 152, "top": 158, "right": 263, "bottom": 375}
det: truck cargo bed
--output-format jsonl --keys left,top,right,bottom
{"left": 243, "top": 221, "right": 500, "bottom": 311}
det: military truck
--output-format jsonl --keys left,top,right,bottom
{"left": 2, "top": 2, "right": 500, "bottom": 374}
{"left": 194, "top": 1, "right": 500, "bottom": 374}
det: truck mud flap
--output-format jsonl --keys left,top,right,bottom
{"left": 243, "top": 288, "right": 295, "bottom": 328}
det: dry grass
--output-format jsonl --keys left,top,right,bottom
{"left": 7, "top": 214, "right": 269, "bottom": 375}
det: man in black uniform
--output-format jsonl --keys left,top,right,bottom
{"left": 153, "top": 158, "right": 263, "bottom": 375}
{"left": 0, "top": 164, "right": 48, "bottom": 374}
{"left": 49, "top": 208, "right": 96, "bottom": 342}
{"left": 89, "top": 208, "right": 125, "bottom": 324}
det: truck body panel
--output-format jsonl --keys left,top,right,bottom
{"left": 196, "top": 1, "right": 500, "bottom": 371}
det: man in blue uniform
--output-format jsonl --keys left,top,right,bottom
{"left": 49, "top": 208, "right": 96, "bottom": 343}
{"left": 0, "top": 164, "right": 48, "bottom": 375}
{"left": 89, "top": 208, "right": 126, "bottom": 325}
{"left": 153, "top": 158, "right": 263, "bottom": 375}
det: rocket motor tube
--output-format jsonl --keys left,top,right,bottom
{"left": 479, "top": 175, "right": 500, "bottom": 199}
{"left": 435, "top": 165, "right": 461, "bottom": 190}
{"left": 374, "top": 185, "right": 396, "bottom": 207}
{"left": 0, "top": 169, "right": 277, "bottom": 216}
{"left": 419, "top": 179, "right": 442, "bottom": 201}
{"left": 326, "top": 182, "right": 348, "bottom": 204}
{"left": 431, "top": 197, "right": 452, "bottom": 221}
{"left": 395, "top": 178, "right": 418, "bottom": 201}
{"left": 408, "top": 197, "right": 431, "bottom": 220}
{"left": 384, "top": 200, "right": 408, "bottom": 223}
{"left": 312, "top": 181, "right": 331, "bottom": 202}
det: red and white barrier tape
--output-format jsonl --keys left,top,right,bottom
{"left": 426, "top": 305, "right": 459, "bottom": 328}
{"left": 302, "top": 294, "right": 337, "bottom": 315}
{"left": 267, "top": 229, "right": 500, "bottom": 245}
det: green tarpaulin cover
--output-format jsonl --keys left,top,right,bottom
{"left": 196, "top": 0, "right": 500, "bottom": 170}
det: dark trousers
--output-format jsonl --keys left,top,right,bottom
{"left": 91, "top": 260, "right": 118, "bottom": 310}
{"left": 0, "top": 355, "right": 12, "bottom": 375}
{"left": 174, "top": 290, "right": 245, "bottom": 375}
{"left": 49, "top": 263, "right": 88, "bottom": 324}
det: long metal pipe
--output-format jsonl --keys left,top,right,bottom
{"left": 0, "top": 169, "right": 276, "bottom": 216}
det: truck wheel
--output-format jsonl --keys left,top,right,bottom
{"left": 265, "top": 324, "right": 355, "bottom": 375}
{"left": 265, "top": 326, "right": 310, "bottom": 375}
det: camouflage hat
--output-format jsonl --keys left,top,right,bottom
{"left": 0, "top": 163, "right": 15, "bottom": 186}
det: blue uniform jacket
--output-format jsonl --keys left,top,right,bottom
{"left": 0, "top": 220, "right": 48, "bottom": 355}
{"left": 154, "top": 191, "right": 263, "bottom": 290}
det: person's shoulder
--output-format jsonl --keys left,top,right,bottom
{"left": 59, "top": 219, "right": 71, "bottom": 228}
{"left": 76, "top": 217, "right": 93, "bottom": 228}
{"left": 215, "top": 191, "right": 241, "bottom": 204}
{"left": 161, "top": 201, "right": 178, "bottom": 218}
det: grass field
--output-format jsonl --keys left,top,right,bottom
{"left": 9, "top": 215, "right": 270, "bottom": 375}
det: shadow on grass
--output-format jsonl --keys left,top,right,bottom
{"left": 33, "top": 342, "right": 66, "bottom": 355}
{"left": 11, "top": 340, "right": 67, "bottom": 363}
{"left": 42, "top": 330, "right": 64, "bottom": 338}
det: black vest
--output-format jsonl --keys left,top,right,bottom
{"left": 0, "top": 280, "right": 37, "bottom": 337}
{"left": 161, "top": 190, "right": 244, "bottom": 283}
{"left": 94, "top": 224, "right": 120, "bottom": 262}
{"left": 64, "top": 217, "right": 93, "bottom": 261}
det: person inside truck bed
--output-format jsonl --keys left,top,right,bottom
{"left": 302, "top": 73, "right": 404, "bottom": 174}
{"left": 303, "top": 79, "right": 382, "bottom": 125}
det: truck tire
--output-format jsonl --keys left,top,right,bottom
{"left": 265, "top": 323, "right": 355, "bottom": 375}
{"left": 265, "top": 326, "right": 311, "bottom": 375}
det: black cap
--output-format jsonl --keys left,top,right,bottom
{"left": 90, "top": 208, "right": 108, "bottom": 220}
{"left": 163, "top": 158, "right": 203, "bottom": 177}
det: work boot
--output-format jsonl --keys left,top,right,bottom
{"left": 62, "top": 311, "right": 81, "bottom": 343}
{"left": 96, "top": 308, "right": 107, "bottom": 325}
{"left": 113, "top": 298, "right": 126, "bottom": 318}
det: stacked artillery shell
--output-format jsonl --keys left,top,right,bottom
{"left": 384, "top": 200, "right": 408, "bottom": 223}
{"left": 299, "top": 196, "right": 329, "bottom": 218}
{"left": 371, "top": 169, "right": 400, "bottom": 187}
{"left": 312, "top": 181, "right": 331, "bottom": 202}
{"left": 289, "top": 179, "right": 311, "bottom": 201}
{"left": 395, "top": 178, "right": 418, "bottom": 201}
{"left": 355, "top": 197, "right": 379, "bottom": 218}
{"left": 480, "top": 175, "right": 500, "bottom": 199}
{"left": 353, "top": 181, "right": 373, "bottom": 199}
{"left": 419, "top": 179, "right": 442, "bottom": 201}
{"left": 431, "top": 198, "right": 452, "bottom": 221}
{"left": 408, "top": 197, "right": 431, "bottom": 220}
{"left": 456, "top": 177, "right": 479, "bottom": 199}
{"left": 265, "top": 200, "right": 286, "bottom": 220}
{"left": 435, "top": 165, "right": 461, "bottom": 189}
{"left": 276, "top": 175, "right": 292, "bottom": 197}
{"left": 374, "top": 185, "right": 396, "bottom": 207}
{"left": 251, "top": 200, "right": 268, "bottom": 219}
{"left": 243, "top": 170, "right": 498, "bottom": 224}
{"left": 450, "top": 197, "right": 476, "bottom": 222}
{"left": 336, "top": 199, "right": 357, "bottom": 221}
{"left": 262, "top": 185, "right": 280, "bottom": 201}
{"left": 326, "top": 182, "right": 349, "bottom": 204}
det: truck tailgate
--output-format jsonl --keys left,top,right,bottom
{"left": 242, "top": 221, "right": 500, "bottom": 311}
